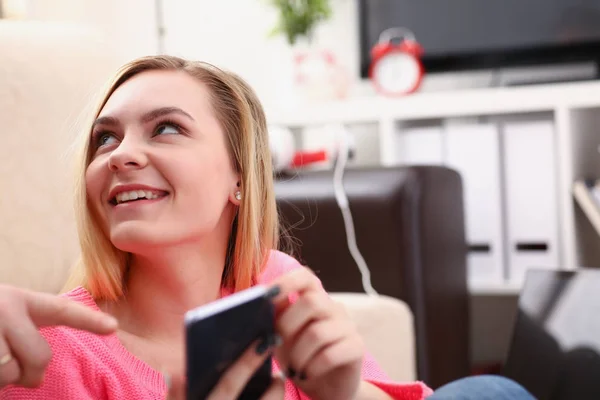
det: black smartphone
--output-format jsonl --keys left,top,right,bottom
{"left": 184, "top": 285, "right": 276, "bottom": 400}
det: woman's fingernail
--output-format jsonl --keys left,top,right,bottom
{"left": 103, "top": 316, "right": 119, "bottom": 329}
{"left": 256, "top": 333, "right": 282, "bottom": 355}
{"left": 163, "top": 373, "right": 171, "bottom": 390}
{"left": 276, "top": 370, "right": 287, "bottom": 380}
{"left": 287, "top": 367, "right": 296, "bottom": 378}
{"left": 266, "top": 285, "right": 281, "bottom": 299}
{"left": 256, "top": 337, "right": 271, "bottom": 355}
{"left": 272, "top": 334, "right": 283, "bottom": 347}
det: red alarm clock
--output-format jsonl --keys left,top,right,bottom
{"left": 369, "top": 27, "right": 424, "bottom": 96}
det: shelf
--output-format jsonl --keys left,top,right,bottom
{"left": 266, "top": 80, "right": 600, "bottom": 127}
{"left": 265, "top": 80, "right": 600, "bottom": 296}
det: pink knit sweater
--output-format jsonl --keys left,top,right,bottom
{"left": 0, "top": 250, "right": 432, "bottom": 399}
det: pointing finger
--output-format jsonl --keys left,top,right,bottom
{"left": 24, "top": 291, "right": 118, "bottom": 334}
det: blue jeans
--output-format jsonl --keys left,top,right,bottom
{"left": 428, "top": 375, "right": 536, "bottom": 400}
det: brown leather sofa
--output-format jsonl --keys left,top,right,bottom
{"left": 274, "top": 165, "right": 470, "bottom": 389}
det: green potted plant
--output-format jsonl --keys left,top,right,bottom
{"left": 268, "top": 0, "right": 332, "bottom": 46}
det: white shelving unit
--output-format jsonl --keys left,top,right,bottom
{"left": 266, "top": 80, "right": 600, "bottom": 295}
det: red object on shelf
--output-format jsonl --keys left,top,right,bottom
{"left": 369, "top": 27, "right": 424, "bottom": 96}
{"left": 290, "top": 150, "right": 328, "bottom": 167}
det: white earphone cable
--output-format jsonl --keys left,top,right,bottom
{"left": 332, "top": 128, "right": 379, "bottom": 296}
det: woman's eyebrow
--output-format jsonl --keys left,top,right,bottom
{"left": 140, "top": 107, "right": 195, "bottom": 123}
{"left": 92, "top": 107, "right": 195, "bottom": 130}
{"left": 92, "top": 116, "right": 119, "bottom": 130}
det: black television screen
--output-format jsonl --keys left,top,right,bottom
{"left": 359, "top": 0, "right": 600, "bottom": 77}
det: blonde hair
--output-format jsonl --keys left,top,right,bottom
{"left": 63, "top": 56, "right": 279, "bottom": 301}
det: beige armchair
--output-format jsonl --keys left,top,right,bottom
{"left": 331, "top": 293, "right": 417, "bottom": 382}
{"left": 0, "top": 20, "right": 121, "bottom": 293}
{"left": 0, "top": 20, "right": 417, "bottom": 383}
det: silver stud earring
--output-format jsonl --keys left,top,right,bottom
{"left": 235, "top": 191, "right": 242, "bottom": 201}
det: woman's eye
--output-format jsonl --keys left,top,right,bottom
{"left": 155, "top": 123, "right": 180, "bottom": 136}
{"left": 96, "top": 133, "right": 117, "bottom": 147}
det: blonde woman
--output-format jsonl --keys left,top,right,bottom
{"left": 0, "top": 56, "right": 534, "bottom": 400}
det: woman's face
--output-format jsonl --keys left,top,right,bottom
{"left": 85, "top": 70, "right": 240, "bottom": 253}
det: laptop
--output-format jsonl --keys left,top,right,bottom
{"left": 503, "top": 269, "right": 600, "bottom": 400}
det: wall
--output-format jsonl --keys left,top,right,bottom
{"left": 7, "top": 0, "right": 159, "bottom": 62}
{"left": 11, "top": 0, "right": 595, "bottom": 102}
{"left": 161, "top": 0, "right": 362, "bottom": 110}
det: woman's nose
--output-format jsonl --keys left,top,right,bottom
{"left": 107, "top": 136, "right": 148, "bottom": 172}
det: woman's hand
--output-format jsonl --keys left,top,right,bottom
{"left": 0, "top": 284, "right": 118, "bottom": 389}
{"left": 166, "top": 338, "right": 285, "bottom": 400}
{"left": 269, "top": 267, "right": 365, "bottom": 400}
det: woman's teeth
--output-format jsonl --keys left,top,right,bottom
{"left": 115, "top": 190, "right": 162, "bottom": 204}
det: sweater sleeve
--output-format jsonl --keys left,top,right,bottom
{"left": 0, "top": 327, "right": 100, "bottom": 400}
{"left": 361, "top": 352, "right": 434, "bottom": 399}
